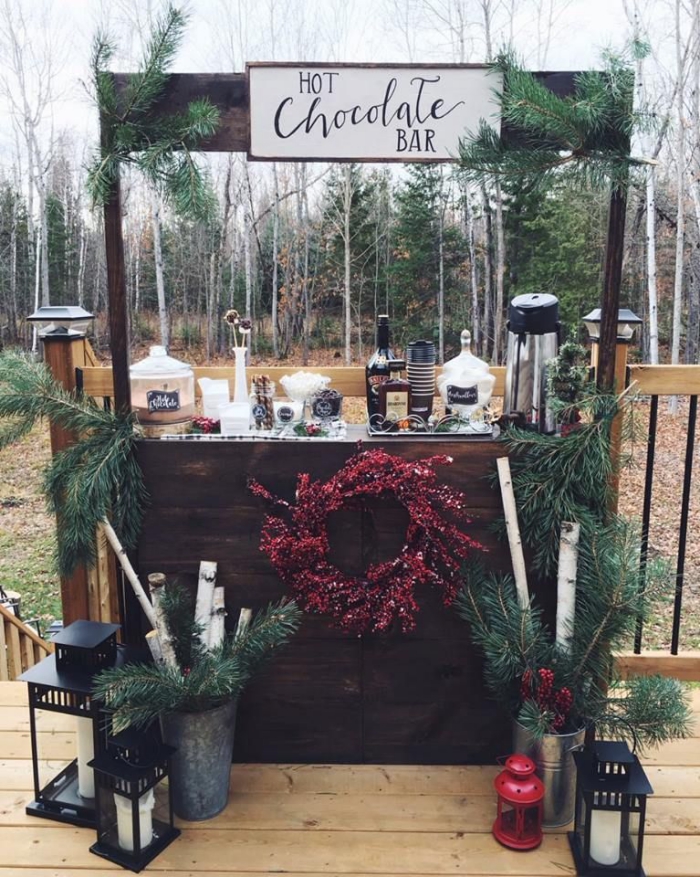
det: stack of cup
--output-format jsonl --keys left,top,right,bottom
{"left": 407, "top": 340, "right": 436, "bottom": 421}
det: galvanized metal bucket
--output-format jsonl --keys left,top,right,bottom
{"left": 513, "top": 721, "right": 585, "bottom": 828}
{"left": 160, "top": 699, "right": 237, "bottom": 821}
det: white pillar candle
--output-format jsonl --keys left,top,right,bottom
{"left": 590, "top": 809, "right": 622, "bottom": 865}
{"left": 75, "top": 715, "right": 95, "bottom": 799}
{"left": 115, "top": 789, "right": 155, "bottom": 852}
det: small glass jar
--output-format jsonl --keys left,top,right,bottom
{"left": 273, "top": 399, "right": 304, "bottom": 426}
{"left": 250, "top": 377, "right": 275, "bottom": 431}
{"left": 310, "top": 389, "right": 343, "bottom": 422}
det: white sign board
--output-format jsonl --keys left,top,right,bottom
{"left": 248, "top": 64, "right": 501, "bottom": 162}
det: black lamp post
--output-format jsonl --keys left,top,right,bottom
{"left": 19, "top": 620, "right": 122, "bottom": 827}
{"left": 569, "top": 740, "right": 653, "bottom": 877}
{"left": 90, "top": 718, "right": 180, "bottom": 872}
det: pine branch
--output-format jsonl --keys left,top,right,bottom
{"left": 94, "top": 600, "right": 302, "bottom": 728}
{"left": 86, "top": 4, "right": 219, "bottom": 222}
{"left": 460, "top": 51, "right": 641, "bottom": 192}
{"left": 0, "top": 351, "right": 146, "bottom": 575}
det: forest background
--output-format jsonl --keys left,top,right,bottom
{"left": 0, "top": 0, "right": 698, "bottom": 369}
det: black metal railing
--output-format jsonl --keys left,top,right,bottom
{"left": 634, "top": 394, "right": 698, "bottom": 655}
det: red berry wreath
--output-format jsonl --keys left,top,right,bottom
{"left": 248, "top": 446, "right": 484, "bottom": 634}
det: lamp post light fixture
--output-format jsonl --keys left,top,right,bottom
{"left": 582, "top": 308, "right": 642, "bottom": 343}
{"left": 90, "top": 717, "right": 180, "bottom": 872}
{"left": 19, "top": 620, "right": 123, "bottom": 828}
{"left": 27, "top": 305, "right": 95, "bottom": 339}
{"left": 569, "top": 740, "right": 653, "bottom": 877}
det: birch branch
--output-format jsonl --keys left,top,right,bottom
{"left": 555, "top": 522, "right": 580, "bottom": 654}
{"left": 208, "top": 586, "right": 227, "bottom": 650}
{"left": 496, "top": 456, "right": 529, "bottom": 610}
{"left": 100, "top": 518, "right": 157, "bottom": 629}
{"left": 195, "top": 560, "right": 218, "bottom": 648}
{"left": 147, "top": 573, "right": 178, "bottom": 669}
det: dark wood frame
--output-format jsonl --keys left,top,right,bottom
{"left": 103, "top": 66, "right": 628, "bottom": 415}
{"left": 93, "top": 64, "right": 631, "bottom": 763}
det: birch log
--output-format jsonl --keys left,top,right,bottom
{"left": 195, "top": 561, "right": 218, "bottom": 646}
{"left": 235, "top": 608, "right": 253, "bottom": 640}
{"left": 208, "top": 587, "right": 227, "bottom": 650}
{"left": 496, "top": 457, "right": 529, "bottom": 610}
{"left": 100, "top": 518, "right": 157, "bottom": 630}
{"left": 147, "top": 573, "right": 178, "bottom": 669}
{"left": 145, "top": 630, "right": 164, "bottom": 666}
{"left": 556, "top": 522, "right": 580, "bottom": 654}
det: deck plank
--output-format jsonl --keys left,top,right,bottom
{"left": 3, "top": 826, "right": 700, "bottom": 874}
{"left": 1, "top": 789, "right": 699, "bottom": 835}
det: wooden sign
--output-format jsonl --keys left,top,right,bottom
{"left": 247, "top": 63, "right": 501, "bottom": 162}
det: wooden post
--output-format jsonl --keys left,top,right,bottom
{"left": 103, "top": 166, "right": 131, "bottom": 415}
{"left": 41, "top": 335, "right": 93, "bottom": 624}
{"left": 608, "top": 339, "right": 631, "bottom": 514}
{"left": 596, "top": 183, "right": 628, "bottom": 393}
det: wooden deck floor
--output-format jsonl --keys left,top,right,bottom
{"left": 1, "top": 681, "right": 699, "bottom": 877}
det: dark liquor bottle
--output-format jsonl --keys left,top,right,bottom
{"left": 365, "top": 315, "right": 394, "bottom": 418}
{"left": 379, "top": 360, "right": 411, "bottom": 429}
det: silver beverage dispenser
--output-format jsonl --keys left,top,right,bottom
{"left": 504, "top": 293, "right": 560, "bottom": 433}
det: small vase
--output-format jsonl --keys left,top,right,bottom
{"left": 233, "top": 346, "right": 248, "bottom": 404}
{"left": 160, "top": 699, "right": 237, "bottom": 821}
{"left": 513, "top": 720, "right": 585, "bottom": 827}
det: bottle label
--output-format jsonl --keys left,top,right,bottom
{"left": 252, "top": 403, "right": 268, "bottom": 421}
{"left": 368, "top": 374, "right": 390, "bottom": 395}
{"left": 385, "top": 391, "right": 409, "bottom": 421}
{"left": 447, "top": 384, "right": 478, "bottom": 406}
{"left": 146, "top": 389, "right": 180, "bottom": 413}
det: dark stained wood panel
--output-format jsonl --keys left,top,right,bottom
{"left": 134, "top": 433, "right": 512, "bottom": 763}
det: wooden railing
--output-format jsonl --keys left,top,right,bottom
{"left": 0, "top": 604, "right": 53, "bottom": 680}
{"left": 77, "top": 362, "right": 700, "bottom": 401}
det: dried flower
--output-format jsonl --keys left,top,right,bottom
{"left": 239, "top": 318, "right": 253, "bottom": 334}
{"left": 224, "top": 309, "right": 240, "bottom": 326}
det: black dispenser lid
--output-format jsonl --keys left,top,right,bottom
{"left": 508, "top": 293, "right": 559, "bottom": 335}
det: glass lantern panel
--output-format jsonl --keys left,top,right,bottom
{"left": 32, "top": 702, "right": 96, "bottom": 815}
{"left": 621, "top": 807, "right": 641, "bottom": 868}
{"left": 500, "top": 802, "right": 518, "bottom": 837}
{"left": 523, "top": 805, "right": 540, "bottom": 837}
{"left": 151, "top": 778, "right": 174, "bottom": 845}
{"left": 575, "top": 789, "right": 588, "bottom": 849}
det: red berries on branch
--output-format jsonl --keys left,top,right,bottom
{"left": 520, "top": 667, "right": 574, "bottom": 733}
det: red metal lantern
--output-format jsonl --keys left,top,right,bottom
{"left": 493, "top": 754, "right": 545, "bottom": 851}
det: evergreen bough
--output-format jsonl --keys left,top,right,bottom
{"left": 456, "top": 392, "right": 691, "bottom": 748}
{"left": 87, "top": 3, "right": 219, "bottom": 220}
{"left": 93, "top": 584, "right": 302, "bottom": 728}
{"left": 459, "top": 52, "right": 642, "bottom": 192}
{"left": 0, "top": 351, "right": 146, "bottom": 576}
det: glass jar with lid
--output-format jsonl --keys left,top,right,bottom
{"left": 130, "top": 346, "right": 195, "bottom": 435}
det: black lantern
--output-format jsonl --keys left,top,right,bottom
{"left": 19, "top": 620, "right": 122, "bottom": 827}
{"left": 569, "top": 740, "right": 653, "bottom": 877}
{"left": 90, "top": 717, "right": 180, "bottom": 872}
{"left": 27, "top": 305, "right": 95, "bottom": 338}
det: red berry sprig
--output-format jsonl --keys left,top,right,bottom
{"left": 519, "top": 667, "right": 573, "bottom": 733}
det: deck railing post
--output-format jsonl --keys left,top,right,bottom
{"left": 608, "top": 338, "right": 630, "bottom": 515}
{"left": 41, "top": 335, "right": 93, "bottom": 624}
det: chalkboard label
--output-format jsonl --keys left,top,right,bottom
{"left": 446, "top": 384, "right": 478, "bottom": 406}
{"left": 276, "top": 405, "right": 296, "bottom": 423}
{"left": 252, "top": 403, "right": 267, "bottom": 421}
{"left": 146, "top": 389, "right": 181, "bottom": 413}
